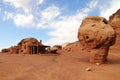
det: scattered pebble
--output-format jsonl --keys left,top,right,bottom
{"left": 96, "top": 63, "right": 101, "bottom": 66}
{"left": 86, "top": 67, "right": 92, "bottom": 71}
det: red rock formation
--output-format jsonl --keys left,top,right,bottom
{"left": 1, "top": 46, "right": 18, "bottom": 54}
{"left": 9, "top": 46, "right": 19, "bottom": 54}
{"left": 109, "top": 9, "right": 120, "bottom": 50}
{"left": 1, "top": 48, "right": 10, "bottom": 53}
{"left": 78, "top": 16, "right": 116, "bottom": 63}
{"left": 48, "top": 45, "right": 62, "bottom": 53}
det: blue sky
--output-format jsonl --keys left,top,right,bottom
{"left": 0, "top": 0, "right": 120, "bottom": 51}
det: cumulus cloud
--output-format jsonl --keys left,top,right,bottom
{"left": 3, "top": 11, "right": 14, "bottom": 21}
{"left": 38, "top": 0, "right": 44, "bottom": 5}
{"left": 100, "top": 0, "right": 120, "bottom": 19}
{"left": 13, "top": 14, "right": 34, "bottom": 26}
{"left": 41, "top": 5, "right": 60, "bottom": 21}
{"left": 36, "top": 5, "right": 61, "bottom": 28}
{"left": 45, "top": 13, "right": 87, "bottom": 45}
{"left": 3, "top": 0, "right": 31, "bottom": 13}
{"left": 1, "top": 0, "right": 100, "bottom": 46}
{"left": 88, "top": 0, "right": 98, "bottom": 9}
{"left": 36, "top": 21, "right": 47, "bottom": 29}
{"left": 3, "top": 12, "right": 35, "bottom": 27}
{"left": 82, "top": 0, "right": 98, "bottom": 13}
{"left": 44, "top": 0, "right": 98, "bottom": 45}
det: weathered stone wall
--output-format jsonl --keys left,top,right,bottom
{"left": 17, "top": 38, "right": 40, "bottom": 54}
{"left": 9, "top": 46, "right": 19, "bottom": 54}
{"left": 17, "top": 38, "right": 49, "bottom": 54}
{"left": 1, "top": 48, "right": 10, "bottom": 53}
{"left": 1, "top": 38, "right": 48, "bottom": 54}
{"left": 2, "top": 46, "right": 19, "bottom": 54}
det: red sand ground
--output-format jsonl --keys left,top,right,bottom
{"left": 0, "top": 46, "right": 120, "bottom": 80}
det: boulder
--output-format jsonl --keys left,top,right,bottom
{"left": 78, "top": 16, "right": 116, "bottom": 63}
{"left": 48, "top": 45, "right": 62, "bottom": 53}
{"left": 85, "top": 67, "right": 92, "bottom": 71}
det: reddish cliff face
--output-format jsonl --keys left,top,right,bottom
{"left": 109, "top": 9, "right": 120, "bottom": 30}
{"left": 109, "top": 9, "right": 120, "bottom": 50}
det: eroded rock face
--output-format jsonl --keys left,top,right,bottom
{"left": 1, "top": 46, "right": 19, "bottom": 54}
{"left": 109, "top": 9, "right": 120, "bottom": 49}
{"left": 109, "top": 9, "right": 120, "bottom": 31}
{"left": 78, "top": 16, "right": 116, "bottom": 63}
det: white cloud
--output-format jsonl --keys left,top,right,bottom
{"left": 88, "top": 0, "right": 98, "bottom": 9}
{"left": 41, "top": 5, "right": 60, "bottom": 21}
{"left": 0, "top": 8, "right": 1, "bottom": 12}
{"left": 2, "top": 0, "right": 99, "bottom": 46}
{"left": 82, "top": 8, "right": 90, "bottom": 13}
{"left": 36, "top": 5, "right": 88, "bottom": 45}
{"left": 36, "top": 21, "right": 47, "bottom": 29}
{"left": 3, "top": 11, "right": 14, "bottom": 21}
{"left": 44, "top": 0, "right": 98, "bottom": 46}
{"left": 3, "top": 11, "right": 34, "bottom": 27}
{"left": 36, "top": 5, "right": 61, "bottom": 28}
{"left": 45, "top": 12, "right": 87, "bottom": 46}
{"left": 38, "top": 0, "right": 44, "bottom": 5}
{"left": 82, "top": 0, "right": 98, "bottom": 13}
{"left": 3, "top": 0, "right": 31, "bottom": 13}
{"left": 13, "top": 14, "right": 34, "bottom": 26}
{"left": 100, "top": 0, "right": 120, "bottom": 19}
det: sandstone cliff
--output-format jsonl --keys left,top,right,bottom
{"left": 109, "top": 9, "right": 120, "bottom": 50}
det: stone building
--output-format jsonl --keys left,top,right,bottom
{"left": 1, "top": 38, "right": 49, "bottom": 54}
{"left": 17, "top": 38, "right": 49, "bottom": 54}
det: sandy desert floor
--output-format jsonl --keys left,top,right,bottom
{"left": 0, "top": 49, "right": 120, "bottom": 80}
